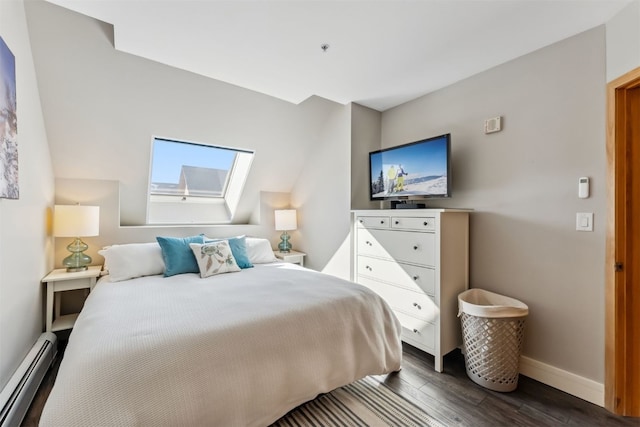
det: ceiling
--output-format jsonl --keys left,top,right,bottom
{"left": 44, "top": 0, "right": 630, "bottom": 111}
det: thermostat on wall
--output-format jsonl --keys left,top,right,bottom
{"left": 484, "top": 116, "right": 502, "bottom": 134}
{"left": 579, "top": 177, "right": 590, "bottom": 198}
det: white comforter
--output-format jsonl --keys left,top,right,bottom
{"left": 40, "top": 263, "right": 402, "bottom": 427}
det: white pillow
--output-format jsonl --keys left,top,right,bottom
{"left": 245, "top": 237, "right": 278, "bottom": 264}
{"left": 98, "top": 242, "right": 165, "bottom": 282}
{"left": 189, "top": 241, "right": 241, "bottom": 278}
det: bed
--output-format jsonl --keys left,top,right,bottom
{"left": 39, "top": 237, "right": 402, "bottom": 426}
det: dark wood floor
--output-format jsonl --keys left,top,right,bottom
{"left": 23, "top": 341, "right": 639, "bottom": 426}
{"left": 377, "top": 344, "right": 638, "bottom": 426}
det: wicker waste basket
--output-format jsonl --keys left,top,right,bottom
{"left": 458, "top": 289, "right": 528, "bottom": 392}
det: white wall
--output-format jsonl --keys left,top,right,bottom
{"left": 291, "top": 103, "right": 351, "bottom": 276}
{"left": 378, "top": 28, "right": 607, "bottom": 385}
{"left": 0, "top": 0, "right": 54, "bottom": 390}
{"left": 25, "top": 1, "right": 352, "bottom": 275}
{"left": 606, "top": 0, "right": 640, "bottom": 81}
{"left": 25, "top": 0, "right": 346, "bottom": 230}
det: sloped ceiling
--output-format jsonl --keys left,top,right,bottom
{"left": 44, "top": 0, "right": 630, "bottom": 111}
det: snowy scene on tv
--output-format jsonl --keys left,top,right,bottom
{"left": 370, "top": 137, "right": 448, "bottom": 199}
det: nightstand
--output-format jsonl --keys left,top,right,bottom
{"left": 273, "top": 250, "right": 306, "bottom": 267}
{"left": 42, "top": 265, "right": 102, "bottom": 332}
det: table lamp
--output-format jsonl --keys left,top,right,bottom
{"left": 54, "top": 205, "right": 100, "bottom": 272}
{"left": 275, "top": 209, "right": 297, "bottom": 253}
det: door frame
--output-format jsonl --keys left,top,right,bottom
{"left": 605, "top": 66, "right": 640, "bottom": 416}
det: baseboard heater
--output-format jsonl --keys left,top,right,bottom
{"left": 0, "top": 332, "right": 57, "bottom": 427}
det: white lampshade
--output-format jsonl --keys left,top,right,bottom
{"left": 275, "top": 209, "right": 297, "bottom": 231}
{"left": 53, "top": 205, "right": 100, "bottom": 237}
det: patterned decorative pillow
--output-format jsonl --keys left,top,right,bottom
{"left": 189, "top": 241, "right": 241, "bottom": 278}
{"left": 202, "top": 235, "right": 253, "bottom": 269}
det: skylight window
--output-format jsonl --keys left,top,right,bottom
{"left": 147, "top": 137, "right": 254, "bottom": 224}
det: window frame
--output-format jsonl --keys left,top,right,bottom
{"left": 146, "top": 136, "right": 254, "bottom": 224}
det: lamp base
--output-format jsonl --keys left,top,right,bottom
{"left": 63, "top": 238, "right": 92, "bottom": 272}
{"left": 278, "top": 231, "right": 292, "bottom": 253}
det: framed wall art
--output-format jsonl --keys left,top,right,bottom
{"left": 0, "top": 36, "right": 18, "bottom": 199}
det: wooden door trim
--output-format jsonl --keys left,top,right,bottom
{"left": 605, "top": 66, "right": 640, "bottom": 416}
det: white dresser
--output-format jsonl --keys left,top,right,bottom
{"left": 352, "top": 209, "right": 469, "bottom": 372}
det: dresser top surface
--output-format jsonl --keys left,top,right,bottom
{"left": 352, "top": 208, "right": 471, "bottom": 215}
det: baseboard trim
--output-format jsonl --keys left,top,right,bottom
{"left": 520, "top": 356, "right": 604, "bottom": 407}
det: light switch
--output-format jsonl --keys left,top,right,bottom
{"left": 576, "top": 212, "right": 593, "bottom": 232}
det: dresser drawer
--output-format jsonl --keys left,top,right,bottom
{"left": 356, "top": 256, "right": 435, "bottom": 296}
{"left": 391, "top": 216, "right": 436, "bottom": 232}
{"left": 358, "top": 277, "right": 438, "bottom": 323}
{"left": 357, "top": 228, "right": 435, "bottom": 266}
{"left": 395, "top": 311, "right": 435, "bottom": 351}
{"left": 355, "top": 216, "right": 390, "bottom": 229}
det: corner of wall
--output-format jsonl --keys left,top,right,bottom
{"left": 606, "top": 0, "right": 640, "bottom": 81}
{"left": 350, "top": 103, "right": 382, "bottom": 211}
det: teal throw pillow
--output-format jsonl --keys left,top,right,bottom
{"left": 203, "top": 235, "right": 253, "bottom": 269}
{"left": 157, "top": 235, "right": 205, "bottom": 277}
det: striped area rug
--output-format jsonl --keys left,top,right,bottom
{"left": 272, "top": 376, "right": 443, "bottom": 427}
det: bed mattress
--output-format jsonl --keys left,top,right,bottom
{"left": 39, "top": 263, "right": 402, "bottom": 426}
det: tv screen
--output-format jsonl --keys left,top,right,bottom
{"left": 369, "top": 133, "right": 451, "bottom": 201}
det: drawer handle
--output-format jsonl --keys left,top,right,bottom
{"left": 365, "top": 240, "right": 373, "bottom": 246}
{"left": 359, "top": 219, "right": 363, "bottom": 223}
{"left": 413, "top": 245, "right": 419, "bottom": 250}
{"left": 423, "top": 221, "right": 429, "bottom": 226}
{"left": 412, "top": 275, "right": 419, "bottom": 281}
{"left": 365, "top": 265, "right": 372, "bottom": 271}
{"left": 413, "top": 302, "right": 422, "bottom": 310}
{"left": 412, "top": 328, "right": 419, "bottom": 334}
{"left": 380, "top": 220, "right": 385, "bottom": 224}
{"left": 395, "top": 220, "right": 400, "bottom": 225}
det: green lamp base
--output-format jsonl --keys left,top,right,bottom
{"left": 63, "top": 237, "right": 92, "bottom": 272}
{"left": 278, "top": 231, "right": 292, "bottom": 253}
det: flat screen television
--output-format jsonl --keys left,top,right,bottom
{"left": 369, "top": 133, "right": 451, "bottom": 202}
